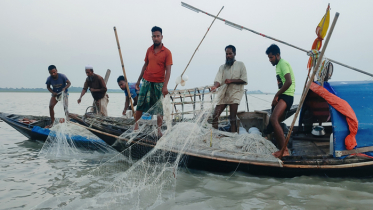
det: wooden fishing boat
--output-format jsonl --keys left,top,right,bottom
{"left": 67, "top": 79, "right": 373, "bottom": 178}
{"left": 3, "top": 79, "right": 373, "bottom": 178}
{"left": 0, "top": 112, "right": 106, "bottom": 146}
{"left": 68, "top": 110, "right": 373, "bottom": 177}
{"left": 0, "top": 112, "right": 52, "bottom": 141}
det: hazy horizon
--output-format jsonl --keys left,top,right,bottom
{"left": 1, "top": 0, "right": 372, "bottom": 94}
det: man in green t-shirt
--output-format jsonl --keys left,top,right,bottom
{"left": 265, "top": 44, "right": 295, "bottom": 158}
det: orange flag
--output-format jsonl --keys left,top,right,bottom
{"left": 307, "top": 4, "right": 330, "bottom": 70}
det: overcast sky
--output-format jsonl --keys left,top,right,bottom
{"left": 1, "top": 0, "right": 372, "bottom": 93}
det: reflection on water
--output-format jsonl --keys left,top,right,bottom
{"left": 1, "top": 92, "right": 373, "bottom": 209}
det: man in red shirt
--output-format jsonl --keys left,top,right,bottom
{"left": 134, "top": 26, "right": 173, "bottom": 136}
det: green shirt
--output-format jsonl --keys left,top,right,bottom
{"left": 275, "top": 58, "right": 295, "bottom": 96}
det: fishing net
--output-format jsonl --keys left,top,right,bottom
{"left": 38, "top": 92, "right": 119, "bottom": 161}
{"left": 33, "top": 85, "right": 280, "bottom": 209}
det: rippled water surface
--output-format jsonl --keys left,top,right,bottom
{"left": 1, "top": 92, "right": 373, "bottom": 209}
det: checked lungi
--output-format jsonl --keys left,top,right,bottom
{"left": 136, "top": 78, "right": 163, "bottom": 115}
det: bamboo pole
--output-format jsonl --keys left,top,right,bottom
{"left": 181, "top": 2, "right": 373, "bottom": 78}
{"left": 278, "top": 12, "right": 340, "bottom": 158}
{"left": 69, "top": 121, "right": 125, "bottom": 140}
{"left": 113, "top": 27, "right": 136, "bottom": 116}
{"left": 174, "top": 6, "right": 224, "bottom": 91}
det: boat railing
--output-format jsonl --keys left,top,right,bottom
{"left": 169, "top": 85, "right": 215, "bottom": 121}
{"left": 168, "top": 85, "right": 250, "bottom": 122}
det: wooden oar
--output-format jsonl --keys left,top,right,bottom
{"left": 104, "top": 69, "right": 111, "bottom": 84}
{"left": 278, "top": 12, "right": 340, "bottom": 158}
{"left": 113, "top": 27, "right": 136, "bottom": 116}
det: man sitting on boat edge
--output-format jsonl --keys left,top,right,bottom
{"left": 211, "top": 45, "right": 248, "bottom": 133}
{"left": 45, "top": 65, "right": 71, "bottom": 128}
{"left": 264, "top": 44, "right": 295, "bottom": 158}
{"left": 117, "top": 75, "right": 142, "bottom": 116}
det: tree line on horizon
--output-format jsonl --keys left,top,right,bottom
{"left": 0, "top": 87, "right": 266, "bottom": 94}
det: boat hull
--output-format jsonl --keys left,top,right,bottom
{"left": 0, "top": 112, "right": 49, "bottom": 141}
{"left": 183, "top": 154, "right": 373, "bottom": 177}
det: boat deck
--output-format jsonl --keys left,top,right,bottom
{"left": 292, "top": 140, "right": 329, "bottom": 156}
{"left": 291, "top": 126, "right": 332, "bottom": 157}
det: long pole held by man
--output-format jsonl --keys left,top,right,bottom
{"left": 113, "top": 27, "right": 136, "bottom": 116}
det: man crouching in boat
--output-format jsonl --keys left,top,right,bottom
{"left": 46, "top": 65, "right": 71, "bottom": 128}
{"left": 211, "top": 45, "right": 248, "bottom": 133}
{"left": 77, "top": 65, "right": 109, "bottom": 116}
{"left": 117, "top": 75, "right": 142, "bottom": 116}
{"left": 265, "top": 44, "right": 295, "bottom": 158}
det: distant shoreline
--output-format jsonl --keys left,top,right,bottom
{"left": 0, "top": 86, "right": 124, "bottom": 93}
{"left": 0, "top": 87, "right": 270, "bottom": 94}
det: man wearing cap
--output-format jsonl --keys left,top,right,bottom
{"left": 77, "top": 65, "right": 109, "bottom": 116}
{"left": 134, "top": 26, "right": 172, "bottom": 136}
{"left": 46, "top": 65, "right": 71, "bottom": 128}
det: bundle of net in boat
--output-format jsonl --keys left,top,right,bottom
{"left": 38, "top": 92, "right": 119, "bottom": 161}
{"left": 34, "top": 85, "right": 280, "bottom": 209}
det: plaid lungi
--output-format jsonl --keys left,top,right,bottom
{"left": 136, "top": 79, "right": 163, "bottom": 115}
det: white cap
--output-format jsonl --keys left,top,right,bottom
{"left": 85, "top": 65, "right": 93, "bottom": 70}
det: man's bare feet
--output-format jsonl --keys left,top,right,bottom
{"left": 272, "top": 148, "right": 290, "bottom": 158}
{"left": 134, "top": 123, "right": 139, "bottom": 131}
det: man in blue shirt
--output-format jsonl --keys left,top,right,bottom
{"left": 46, "top": 65, "right": 71, "bottom": 128}
{"left": 117, "top": 76, "right": 141, "bottom": 116}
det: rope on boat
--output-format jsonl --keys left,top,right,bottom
{"left": 247, "top": 94, "right": 271, "bottom": 103}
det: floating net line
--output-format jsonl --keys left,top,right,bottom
{"left": 33, "top": 85, "right": 280, "bottom": 209}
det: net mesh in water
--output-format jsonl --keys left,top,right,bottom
{"left": 34, "top": 85, "right": 280, "bottom": 209}
{"left": 38, "top": 92, "right": 120, "bottom": 161}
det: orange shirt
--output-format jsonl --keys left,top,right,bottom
{"left": 143, "top": 44, "right": 173, "bottom": 83}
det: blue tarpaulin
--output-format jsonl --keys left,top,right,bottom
{"left": 327, "top": 81, "right": 373, "bottom": 157}
{"left": 31, "top": 126, "right": 106, "bottom": 144}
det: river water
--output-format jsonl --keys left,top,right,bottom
{"left": 1, "top": 92, "right": 373, "bottom": 209}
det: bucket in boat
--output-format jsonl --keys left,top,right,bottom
{"left": 141, "top": 113, "right": 152, "bottom": 120}
{"left": 248, "top": 127, "right": 262, "bottom": 135}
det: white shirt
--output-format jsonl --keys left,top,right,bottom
{"left": 214, "top": 61, "right": 248, "bottom": 105}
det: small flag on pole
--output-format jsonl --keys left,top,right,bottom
{"left": 307, "top": 4, "right": 331, "bottom": 70}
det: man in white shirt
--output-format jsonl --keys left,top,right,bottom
{"left": 211, "top": 45, "right": 248, "bottom": 133}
